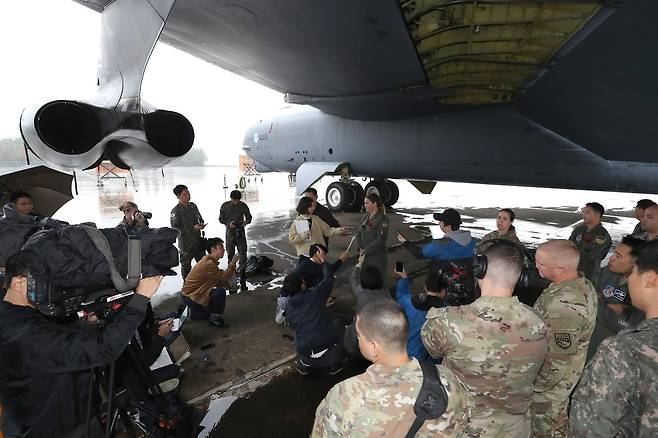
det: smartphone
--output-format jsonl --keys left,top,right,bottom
{"left": 395, "top": 261, "right": 404, "bottom": 272}
{"left": 171, "top": 318, "right": 181, "bottom": 331}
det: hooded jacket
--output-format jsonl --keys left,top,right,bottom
{"left": 419, "top": 229, "right": 476, "bottom": 261}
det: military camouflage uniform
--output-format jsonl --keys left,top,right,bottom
{"left": 422, "top": 296, "right": 548, "bottom": 437}
{"left": 570, "top": 318, "right": 658, "bottom": 437}
{"left": 218, "top": 200, "right": 252, "bottom": 284}
{"left": 632, "top": 221, "right": 643, "bottom": 237}
{"left": 475, "top": 229, "right": 522, "bottom": 254}
{"left": 531, "top": 275, "right": 597, "bottom": 438}
{"left": 312, "top": 358, "right": 468, "bottom": 438}
{"left": 356, "top": 211, "right": 389, "bottom": 279}
{"left": 587, "top": 267, "right": 645, "bottom": 362}
{"left": 568, "top": 222, "right": 612, "bottom": 283}
{"left": 170, "top": 201, "right": 205, "bottom": 280}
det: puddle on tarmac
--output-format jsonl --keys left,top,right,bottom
{"left": 204, "top": 359, "right": 369, "bottom": 438}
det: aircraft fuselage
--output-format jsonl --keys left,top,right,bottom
{"left": 243, "top": 106, "right": 658, "bottom": 194}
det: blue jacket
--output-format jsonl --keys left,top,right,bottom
{"left": 396, "top": 278, "right": 430, "bottom": 361}
{"left": 422, "top": 229, "right": 475, "bottom": 261}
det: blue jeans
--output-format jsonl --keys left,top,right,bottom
{"left": 182, "top": 288, "right": 226, "bottom": 320}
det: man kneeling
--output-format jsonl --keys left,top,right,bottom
{"left": 181, "top": 237, "right": 238, "bottom": 328}
{"left": 284, "top": 251, "right": 343, "bottom": 375}
{"left": 312, "top": 300, "right": 468, "bottom": 437}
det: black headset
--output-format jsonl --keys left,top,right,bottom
{"left": 473, "top": 239, "right": 532, "bottom": 289}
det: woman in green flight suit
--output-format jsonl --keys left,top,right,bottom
{"left": 356, "top": 193, "right": 389, "bottom": 278}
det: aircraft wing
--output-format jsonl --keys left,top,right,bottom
{"left": 74, "top": 0, "right": 658, "bottom": 162}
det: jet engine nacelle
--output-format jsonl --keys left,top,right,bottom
{"left": 20, "top": 100, "right": 194, "bottom": 171}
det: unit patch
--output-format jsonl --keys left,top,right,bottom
{"left": 555, "top": 333, "right": 572, "bottom": 350}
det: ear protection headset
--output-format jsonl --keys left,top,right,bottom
{"left": 473, "top": 239, "right": 532, "bottom": 289}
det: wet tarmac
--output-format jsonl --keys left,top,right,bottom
{"left": 23, "top": 165, "right": 655, "bottom": 437}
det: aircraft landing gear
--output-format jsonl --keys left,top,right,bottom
{"left": 326, "top": 180, "right": 365, "bottom": 213}
{"left": 365, "top": 179, "right": 399, "bottom": 208}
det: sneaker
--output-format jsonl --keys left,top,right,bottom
{"left": 295, "top": 359, "right": 310, "bottom": 376}
{"left": 275, "top": 307, "right": 286, "bottom": 325}
{"left": 208, "top": 318, "right": 230, "bottom": 328}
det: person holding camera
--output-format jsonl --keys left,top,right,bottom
{"left": 394, "top": 269, "right": 447, "bottom": 361}
{"left": 422, "top": 242, "right": 548, "bottom": 437}
{"left": 0, "top": 251, "right": 164, "bottom": 438}
{"left": 118, "top": 201, "right": 149, "bottom": 230}
{"left": 219, "top": 190, "right": 252, "bottom": 292}
{"left": 181, "top": 237, "right": 237, "bottom": 328}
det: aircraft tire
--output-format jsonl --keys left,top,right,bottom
{"left": 326, "top": 181, "right": 354, "bottom": 212}
{"left": 386, "top": 180, "right": 399, "bottom": 207}
{"left": 347, "top": 181, "right": 364, "bottom": 212}
{"left": 365, "top": 180, "right": 391, "bottom": 206}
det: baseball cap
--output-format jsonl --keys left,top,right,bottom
{"left": 433, "top": 209, "right": 462, "bottom": 227}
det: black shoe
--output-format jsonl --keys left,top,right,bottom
{"left": 240, "top": 283, "right": 248, "bottom": 293}
{"left": 295, "top": 359, "right": 310, "bottom": 376}
{"left": 208, "top": 318, "right": 230, "bottom": 328}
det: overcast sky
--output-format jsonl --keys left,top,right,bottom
{"left": 0, "top": 0, "right": 284, "bottom": 164}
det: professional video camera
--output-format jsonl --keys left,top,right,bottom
{"left": 436, "top": 261, "right": 476, "bottom": 306}
{"left": 22, "top": 221, "right": 179, "bottom": 318}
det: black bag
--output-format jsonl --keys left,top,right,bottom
{"left": 244, "top": 255, "right": 274, "bottom": 276}
{"left": 406, "top": 360, "right": 449, "bottom": 438}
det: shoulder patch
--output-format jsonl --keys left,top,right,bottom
{"left": 170, "top": 213, "right": 176, "bottom": 218}
{"left": 554, "top": 332, "right": 572, "bottom": 350}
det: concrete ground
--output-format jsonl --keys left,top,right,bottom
{"left": 154, "top": 204, "right": 636, "bottom": 406}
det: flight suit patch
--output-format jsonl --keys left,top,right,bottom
{"left": 595, "top": 236, "right": 606, "bottom": 246}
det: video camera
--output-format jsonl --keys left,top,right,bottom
{"left": 22, "top": 222, "right": 179, "bottom": 318}
{"left": 436, "top": 262, "right": 476, "bottom": 306}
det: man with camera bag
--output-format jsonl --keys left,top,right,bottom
{"left": 422, "top": 242, "right": 548, "bottom": 437}
{"left": 0, "top": 251, "right": 163, "bottom": 438}
{"left": 219, "top": 190, "right": 252, "bottom": 292}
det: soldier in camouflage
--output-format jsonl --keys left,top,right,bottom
{"left": 532, "top": 239, "right": 597, "bottom": 438}
{"left": 422, "top": 242, "right": 548, "bottom": 437}
{"left": 570, "top": 240, "right": 658, "bottom": 437}
{"left": 587, "top": 235, "right": 646, "bottom": 362}
{"left": 637, "top": 204, "right": 658, "bottom": 242}
{"left": 219, "top": 190, "right": 252, "bottom": 291}
{"left": 170, "top": 184, "right": 206, "bottom": 280}
{"left": 569, "top": 202, "right": 612, "bottom": 283}
{"left": 313, "top": 300, "right": 468, "bottom": 438}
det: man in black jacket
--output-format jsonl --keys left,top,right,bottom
{"left": 275, "top": 244, "right": 347, "bottom": 324}
{"left": 0, "top": 251, "right": 163, "bottom": 438}
{"left": 284, "top": 254, "right": 344, "bottom": 375}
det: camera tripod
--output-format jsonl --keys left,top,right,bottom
{"left": 84, "top": 337, "right": 197, "bottom": 438}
